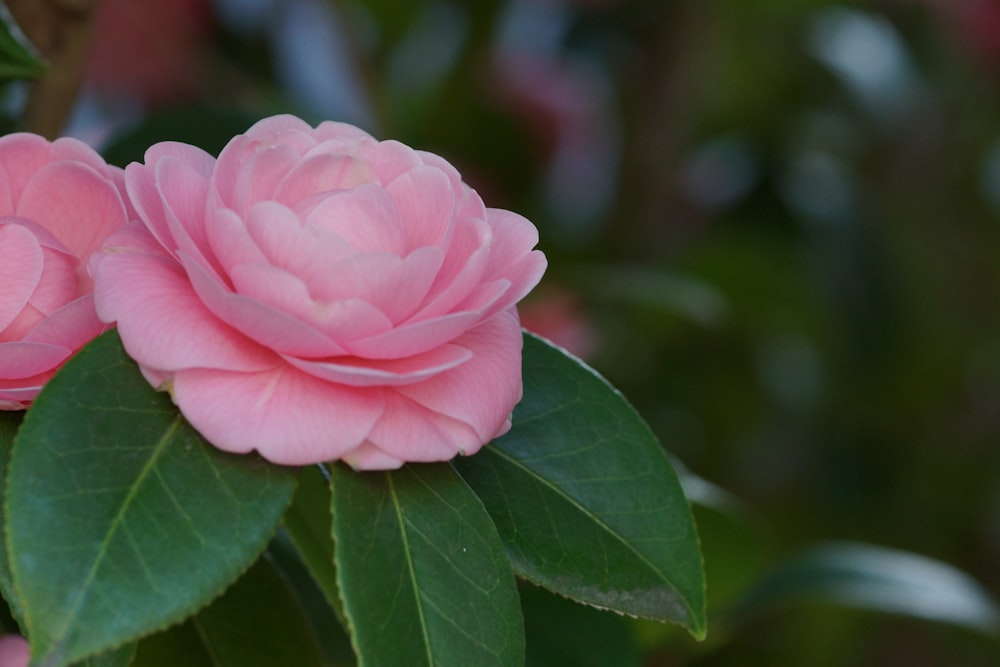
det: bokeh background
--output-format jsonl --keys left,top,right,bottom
{"left": 23, "top": 0, "right": 1000, "bottom": 664}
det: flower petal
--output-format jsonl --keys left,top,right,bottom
{"left": 345, "top": 309, "right": 482, "bottom": 359}
{"left": 0, "top": 134, "right": 54, "bottom": 204}
{"left": 340, "top": 442, "right": 405, "bottom": 470}
{"left": 16, "top": 161, "right": 127, "bottom": 260}
{"left": 243, "top": 201, "right": 355, "bottom": 282}
{"left": 170, "top": 365, "right": 385, "bottom": 465}
{"left": 283, "top": 343, "right": 472, "bottom": 387}
{"left": 0, "top": 222, "right": 43, "bottom": 333}
{"left": 365, "top": 139, "right": 423, "bottom": 185}
{"left": 385, "top": 165, "right": 456, "bottom": 252}
{"left": 0, "top": 341, "right": 70, "bottom": 379}
{"left": 301, "top": 184, "right": 406, "bottom": 255}
{"left": 124, "top": 162, "right": 175, "bottom": 255}
{"left": 181, "top": 252, "right": 349, "bottom": 357}
{"left": 364, "top": 390, "right": 482, "bottom": 462}
{"left": 313, "top": 119, "right": 375, "bottom": 144}
{"left": 305, "top": 248, "right": 441, "bottom": 325}
{"left": 28, "top": 246, "right": 80, "bottom": 313}
{"left": 246, "top": 113, "right": 317, "bottom": 139}
{"left": 205, "top": 207, "right": 268, "bottom": 274}
{"left": 273, "top": 153, "right": 376, "bottom": 207}
{"left": 0, "top": 384, "right": 45, "bottom": 409}
{"left": 0, "top": 634, "right": 30, "bottom": 667}
{"left": 24, "top": 294, "right": 104, "bottom": 350}
{"left": 230, "top": 143, "right": 300, "bottom": 213}
{"left": 154, "top": 155, "right": 224, "bottom": 277}
{"left": 482, "top": 208, "right": 541, "bottom": 280}
{"left": 479, "top": 208, "right": 548, "bottom": 315}
{"left": 394, "top": 307, "right": 524, "bottom": 443}
{"left": 94, "top": 230, "right": 277, "bottom": 373}
{"left": 144, "top": 141, "right": 215, "bottom": 177}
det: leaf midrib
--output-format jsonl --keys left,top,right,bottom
{"left": 45, "top": 415, "right": 182, "bottom": 654}
{"left": 387, "top": 473, "right": 435, "bottom": 667}
{"left": 488, "top": 446, "right": 695, "bottom": 621}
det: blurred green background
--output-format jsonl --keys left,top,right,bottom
{"left": 32, "top": 0, "right": 1000, "bottom": 664}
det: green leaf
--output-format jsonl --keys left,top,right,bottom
{"left": 454, "top": 333, "right": 706, "bottom": 637}
{"left": 732, "top": 541, "right": 1000, "bottom": 635}
{"left": 70, "top": 644, "right": 136, "bottom": 667}
{"left": 0, "top": 411, "right": 23, "bottom": 628}
{"left": 0, "top": 6, "right": 45, "bottom": 80}
{"left": 332, "top": 462, "right": 524, "bottom": 667}
{"left": 282, "top": 465, "right": 346, "bottom": 624}
{"left": 191, "top": 554, "right": 325, "bottom": 666}
{"left": 267, "top": 534, "right": 356, "bottom": 666}
{"left": 6, "top": 331, "right": 299, "bottom": 667}
{"left": 132, "top": 555, "right": 326, "bottom": 667}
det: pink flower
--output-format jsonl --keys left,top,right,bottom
{"left": 93, "top": 115, "right": 546, "bottom": 468}
{"left": 0, "top": 134, "right": 130, "bottom": 409}
{"left": 0, "top": 635, "right": 29, "bottom": 667}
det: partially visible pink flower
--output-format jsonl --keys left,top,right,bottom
{"left": 93, "top": 114, "right": 546, "bottom": 468}
{"left": 0, "top": 634, "right": 30, "bottom": 667}
{"left": 0, "top": 134, "right": 130, "bottom": 409}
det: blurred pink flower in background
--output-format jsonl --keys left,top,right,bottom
{"left": 85, "top": 0, "right": 215, "bottom": 107}
{"left": 0, "top": 135, "right": 129, "bottom": 409}
{"left": 519, "top": 286, "right": 598, "bottom": 360}
{"left": 93, "top": 115, "right": 546, "bottom": 468}
{"left": 0, "top": 635, "right": 29, "bottom": 667}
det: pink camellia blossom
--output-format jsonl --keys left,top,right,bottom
{"left": 0, "top": 134, "right": 129, "bottom": 409}
{"left": 0, "top": 635, "right": 29, "bottom": 667}
{"left": 93, "top": 114, "right": 546, "bottom": 468}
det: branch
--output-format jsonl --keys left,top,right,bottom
{"left": 5, "top": 0, "right": 102, "bottom": 138}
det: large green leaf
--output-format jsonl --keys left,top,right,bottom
{"left": 0, "top": 6, "right": 45, "bottom": 80}
{"left": 454, "top": 333, "right": 706, "bottom": 637}
{"left": 732, "top": 542, "right": 1000, "bottom": 635}
{"left": 331, "top": 462, "right": 524, "bottom": 667}
{"left": 6, "top": 331, "right": 299, "bottom": 667}
{"left": 0, "top": 411, "right": 23, "bottom": 627}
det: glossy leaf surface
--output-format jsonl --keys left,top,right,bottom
{"left": 6, "top": 332, "right": 298, "bottom": 667}
{"left": 332, "top": 462, "right": 523, "bottom": 667}
{"left": 455, "top": 333, "right": 706, "bottom": 636}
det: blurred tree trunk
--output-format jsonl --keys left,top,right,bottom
{"left": 607, "top": 0, "right": 706, "bottom": 259}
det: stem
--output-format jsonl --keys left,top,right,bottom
{"left": 5, "top": 0, "right": 102, "bottom": 139}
